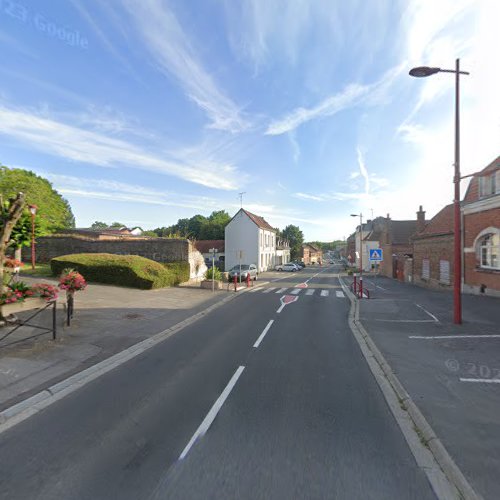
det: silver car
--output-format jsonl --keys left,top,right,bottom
{"left": 228, "top": 264, "right": 258, "bottom": 282}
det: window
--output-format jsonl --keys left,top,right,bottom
{"left": 478, "top": 233, "right": 499, "bottom": 269}
{"left": 422, "top": 259, "right": 430, "bottom": 280}
{"left": 479, "top": 171, "right": 500, "bottom": 197}
{"left": 439, "top": 260, "right": 450, "bottom": 285}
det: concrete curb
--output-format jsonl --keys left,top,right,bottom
{"left": 0, "top": 290, "right": 244, "bottom": 435}
{"left": 338, "top": 274, "right": 481, "bottom": 500}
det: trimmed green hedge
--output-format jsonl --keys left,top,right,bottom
{"left": 50, "top": 253, "right": 190, "bottom": 289}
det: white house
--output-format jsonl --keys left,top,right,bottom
{"left": 225, "top": 209, "right": 276, "bottom": 272}
{"left": 275, "top": 238, "right": 291, "bottom": 265}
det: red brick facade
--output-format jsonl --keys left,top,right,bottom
{"left": 412, "top": 204, "right": 454, "bottom": 289}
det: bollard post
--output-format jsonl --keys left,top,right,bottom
{"left": 246, "top": 273, "right": 251, "bottom": 288}
{"left": 359, "top": 275, "right": 363, "bottom": 299}
{"left": 353, "top": 274, "right": 357, "bottom": 294}
{"left": 233, "top": 275, "right": 237, "bottom": 292}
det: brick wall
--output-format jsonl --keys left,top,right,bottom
{"left": 25, "top": 236, "right": 208, "bottom": 279}
{"left": 412, "top": 234, "right": 454, "bottom": 289}
{"left": 463, "top": 207, "right": 500, "bottom": 295}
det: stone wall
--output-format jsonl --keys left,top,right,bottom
{"left": 26, "top": 236, "right": 207, "bottom": 279}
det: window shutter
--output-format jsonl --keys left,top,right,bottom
{"left": 422, "top": 259, "right": 430, "bottom": 280}
{"left": 439, "top": 260, "right": 450, "bottom": 285}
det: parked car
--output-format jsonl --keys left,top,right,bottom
{"left": 228, "top": 264, "right": 258, "bottom": 282}
{"left": 292, "top": 261, "right": 305, "bottom": 268}
{"left": 275, "top": 263, "right": 299, "bottom": 272}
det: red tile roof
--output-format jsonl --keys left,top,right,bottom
{"left": 237, "top": 209, "right": 276, "bottom": 232}
{"left": 194, "top": 240, "right": 225, "bottom": 253}
{"left": 414, "top": 204, "right": 453, "bottom": 237}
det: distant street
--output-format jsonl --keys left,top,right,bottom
{"left": 0, "top": 265, "right": 436, "bottom": 499}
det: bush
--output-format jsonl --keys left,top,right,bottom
{"left": 205, "top": 267, "right": 222, "bottom": 281}
{"left": 50, "top": 253, "right": 190, "bottom": 289}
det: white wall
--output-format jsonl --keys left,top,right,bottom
{"left": 258, "top": 229, "right": 276, "bottom": 272}
{"left": 225, "top": 212, "right": 259, "bottom": 271}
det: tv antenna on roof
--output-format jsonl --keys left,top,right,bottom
{"left": 238, "top": 192, "right": 246, "bottom": 208}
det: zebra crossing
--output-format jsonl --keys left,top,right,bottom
{"left": 247, "top": 286, "right": 345, "bottom": 298}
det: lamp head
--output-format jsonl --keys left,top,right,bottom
{"left": 409, "top": 66, "right": 441, "bottom": 77}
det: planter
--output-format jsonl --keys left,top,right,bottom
{"left": 0, "top": 297, "right": 51, "bottom": 316}
{"left": 200, "top": 280, "right": 223, "bottom": 290}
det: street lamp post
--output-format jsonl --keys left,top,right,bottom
{"left": 29, "top": 204, "right": 37, "bottom": 270}
{"left": 409, "top": 59, "right": 469, "bottom": 325}
{"left": 351, "top": 213, "right": 363, "bottom": 298}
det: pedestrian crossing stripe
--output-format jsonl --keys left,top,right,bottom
{"left": 320, "top": 290, "right": 329, "bottom": 297}
{"left": 336, "top": 291, "right": 345, "bottom": 298}
{"left": 253, "top": 287, "right": 346, "bottom": 297}
{"left": 263, "top": 287, "right": 276, "bottom": 293}
{"left": 290, "top": 289, "right": 301, "bottom": 295}
{"left": 275, "top": 288, "right": 287, "bottom": 293}
{"left": 248, "top": 286, "right": 262, "bottom": 293}
{"left": 305, "top": 289, "right": 314, "bottom": 295}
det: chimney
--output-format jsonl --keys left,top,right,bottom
{"left": 386, "top": 213, "right": 390, "bottom": 220}
{"left": 416, "top": 205, "right": 426, "bottom": 233}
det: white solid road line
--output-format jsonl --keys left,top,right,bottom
{"left": 290, "top": 289, "right": 301, "bottom": 295}
{"left": 460, "top": 378, "right": 500, "bottom": 384}
{"left": 179, "top": 366, "right": 245, "bottom": 460}
{"left": 305, "top": 289, "right": 314, "bottom": 295}
{"left": 320, "top": 290, "right": 329, "bottom": 297}
{"left": 253, "top": 320, "right": 274, "bottom": 348}
{"left": 263, "top": 287, "right": 276, "bottom": 293}
{"left": 335, "top": 291, "right": 345, "bottom": 298}
{"left": 415, "top": 304, "right": 439, "bottom": 322}
{"left": 410, "top": 335, "right": 500, "bottom": 339}
{"left": 276, "top": 288, "right": 287, "bottom": 293}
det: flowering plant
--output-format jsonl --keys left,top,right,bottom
{"left": 31, "top": 283, "right": 58, "bottom": 302}
{"left": 4, "top": 258, "right": 24, "bottom": 269}
{"left": 59, "top": 269, "right": 87, "bottom": 293}
{"left": 0, "top": 281, "right": 35, "bottom": 305}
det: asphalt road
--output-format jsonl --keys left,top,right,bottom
{"left": 0, "top": 265, "right": 436, "bottom": 499}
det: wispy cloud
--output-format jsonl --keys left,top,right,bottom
{"left": 123, "top": 0, "right": 248, "bottom": 133}
{"left": 356, "top": 148, "right": 370, "bottom": 194}
{"left": 293, "top": 192, "right": 324, "bottom": 202}
{"left": 42, "top": 172, "right": 221, "bottom": 211}
{"left": 266, "top": 83, "right": 368, "bottom": 136}
{"left": 0, "top": 105, "right": 240, "bottom": 190}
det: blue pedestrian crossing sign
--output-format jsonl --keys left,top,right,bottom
{"left": 369, "top": 248, "right": 383, "bottom": 261}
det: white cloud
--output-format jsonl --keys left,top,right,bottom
{"left": 0, "top": 105, "right": 241, "bottom": 190}
{"left": 42, "top": 172, "right": 221, "bottom": 211}
{"left": 123, "top": 0, "right": 248, "bottom": 133}
{"left": 293, "top": 192, "right": 324, "bottom": 201}
{"left": 265, "top": 64, "right": 403, "bottom": 135}
{"left": 356, "top": 148, "right": 370, "bottom": 194}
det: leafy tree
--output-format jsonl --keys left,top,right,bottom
{"left": 91, "top": 221, "right": 109, "bottom": 230}
{"left": 187, "top": 214, "right": 207, "bottom": 239}
{"left": 142, "top": 230, "right": 158, "bottom": 237}
{"left": 199, "top": 210, "right": 231, "bottom": 240}
{"left": 282, "top": 224, "right": 304, "bottom": 260}
{"left": 0, "top": 166, "right": 75, "bottom": 232}
{"left": 109, "top": 221, "right": 126, "bottom": 228}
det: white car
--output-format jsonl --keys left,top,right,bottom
{"left": 275, "top": 263, "right": 299, "bottom": 272}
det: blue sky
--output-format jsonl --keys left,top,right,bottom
{"left": 0, "top": 0, "right": 498, "bottom": 240}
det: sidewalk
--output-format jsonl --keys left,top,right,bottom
{"left": 343, "top": 274, "right": 500, "bottom": 500}
{"left": 0, "top": 277, "right": 235, "bottom": 412}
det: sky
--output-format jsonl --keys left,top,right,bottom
{"left": 0, "top": 0, "right": 498, "bottom": 241}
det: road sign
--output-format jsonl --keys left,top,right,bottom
{"left": 369, "top": 248, "right": 383, "bottom": 261}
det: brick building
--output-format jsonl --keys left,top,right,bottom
{"left": 462, "top": 156, "right": 500, "bottom": 296}
{"left": 378, "top": 215, "right": 419, "bottom": 280}
{"left": 302, "top": 243, "right": 322, "bottom": 265}
{"left": 412, "top": 204, "right": 454, "bottom": 289}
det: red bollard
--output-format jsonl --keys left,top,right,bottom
{"left": 353, "top": 274, "right": 357, "bottom": 294}
{"left": 246, "top": 273, "right": 251, "bottom": 288}
{"left": 233, "top": 274, "right": 237, "bottom": 292}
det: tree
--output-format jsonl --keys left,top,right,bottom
{"left": 282, "top": 224, "right": 304, "bottom": 260}
{"left": 199, "top": 210, "right": 231, "bottom": 240}
{"left": 109, "top": 222, "right": 125, "bottom": 228}
{"left": 0, "top": 166, "right": 75, "bottom": 233}
{"left": 187, "top": 214, "right": 207, "bottom": 239}
{"left": 91, "top": 221, "right": 109, "bottom": 230}
{"left": 0, "top": 193, "right": 25, "bottom": 301}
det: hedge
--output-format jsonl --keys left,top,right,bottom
{"left": 50, "top": 253, "right": 190, "bottom": 289}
